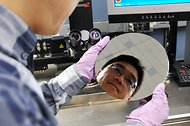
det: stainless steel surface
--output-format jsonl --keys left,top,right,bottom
{"left": 56, "top": 100, "right": 138, "bottom": 126}
{"left": 163, "top": 114, "right": 190, "bottom": 126}
{"left": 34, "top": 60, "right": 190, "bottom": 125}
{"left": 165, "top": 79, "right": 190, "bottom": 116}
{"left": 56, "top": 79, "right": 190, "bottom": 126}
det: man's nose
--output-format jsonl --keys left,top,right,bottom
{"left": 115, "top": 74, "right": 125, "bottom": 85}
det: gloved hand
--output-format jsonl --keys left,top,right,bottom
{"left": 75, "top": 36, "right": 110, "bottom": 81}
{"left": 126, "top": 83, "right": 169, "bottom": 126}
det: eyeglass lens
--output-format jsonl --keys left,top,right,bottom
{"left": 110, "top": 64, "right": 137, "bottom": 90}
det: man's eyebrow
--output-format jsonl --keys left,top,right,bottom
{"left": 115, "top": 64, "right": 125, "bottom": 69}
{"left": 130, "top": 74, "right": 136, "bottom": 82}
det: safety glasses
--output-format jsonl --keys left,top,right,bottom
{"left": 109, "top": 64, "right": 137, "bottom": 92}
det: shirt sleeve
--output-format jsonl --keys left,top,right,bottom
{"left": 0, "top": 77, "right": 58, "bottom": 126}
{"left": 125, "top": 121, "right": 144, "bottom": 126}
{"left": 41, "top": 64, "right": 89, "bottom": 114}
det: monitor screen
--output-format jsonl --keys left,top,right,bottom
{"left": 108, "top": 0, "right": 190, "bottom": 22}
{"left": 114, "top": 0, "right": 190, "bottom": 7}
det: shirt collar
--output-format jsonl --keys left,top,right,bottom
{"left": 0, "top": 4, "right": 37, "bottom": 66}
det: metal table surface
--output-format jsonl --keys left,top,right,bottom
{"left": 35, "top": 64, "right": 190, "bottom": 125}
{"left": 55, "top": 78, "right": 190, "bottom": 126}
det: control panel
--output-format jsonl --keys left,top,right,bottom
{"left": 141, "top": 13, "right": 176, "bottom": 21}
{"left": 109, "top": 12, "right": 190, "bottom": 23}
{"left": 172, "top": 62, "right": 190, "bottom": 86}
{"left": 35, "top": 36, "right": 69, "bottom": 56}
{"left": 128, "top": 22, "right": 153, "bottom": 32}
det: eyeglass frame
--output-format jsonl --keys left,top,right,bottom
{"left": 108, "top": 63, "right": 138, "bottom": 93}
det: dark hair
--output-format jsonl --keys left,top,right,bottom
{"left": 102, "top": 54, "right": 144, "bottom": 97}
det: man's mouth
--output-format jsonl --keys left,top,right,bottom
{"left": 108, "top": 81, "right": 119, "bottom": 93}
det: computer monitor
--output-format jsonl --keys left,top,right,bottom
{"left": 108, "top": 0, "right": 190, "bottom": 23}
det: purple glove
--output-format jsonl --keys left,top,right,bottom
{"left": 75, "top": 36, "right": 110, "bottom": 81}
{"left": 126, "top": 83, "right": 169, "bottom": 126}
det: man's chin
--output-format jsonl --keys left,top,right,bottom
{"left": 102, "top": 86, "right": 118, "bottom": 98}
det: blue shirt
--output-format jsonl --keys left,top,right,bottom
{"left": 0, "top": 4, "right": 88, "bottom": 126}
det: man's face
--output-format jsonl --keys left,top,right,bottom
{"left": 46, "top": 0, "right": 80, "bottom": 34}
{"left": 97, "top": 62, "right": 138, "bottom": 99}
{"left": 27, "top": 0, "right": 80, "bottom": 35}
{"left": 0, "top": 0, "right": 81, "bottom": 35}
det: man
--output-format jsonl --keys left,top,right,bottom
{"left": 77, "top": 46, "right": 169, "bottom": 126}
{"left": 0, "top": 0, "right": 168, "bottom": 126}
{"left": 96, "top": 55, "right": 144, "bottom": 100}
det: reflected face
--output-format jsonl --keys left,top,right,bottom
{"left": 97, "top": 62, "right": 138, "bottom": 99}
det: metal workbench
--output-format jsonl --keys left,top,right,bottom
{"left": 34, "top": 62, "right": 190, "bottom": 126}
{"left": 55, "top": 78, "right": 190, "bottom": 126}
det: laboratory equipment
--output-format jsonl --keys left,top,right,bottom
{"left": 107, "top": 0, "right": 190, "bottom": 23}
{"left": 69, "top": 0, "right": 93, "bottom": 31}
{"left": 172, "top": 62, "right": 190, "bottom": 86}
{"left": 34, "top": 28, "right": 102, "bottom": 71}
{"left": 107, "top": 0, "right": 190, "bottom": 86}
{"left": 89, "top": 28, "right": 102, "bottom": 45}
{"left": 69, "top": 30, "right": 82, "bottom": 49}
